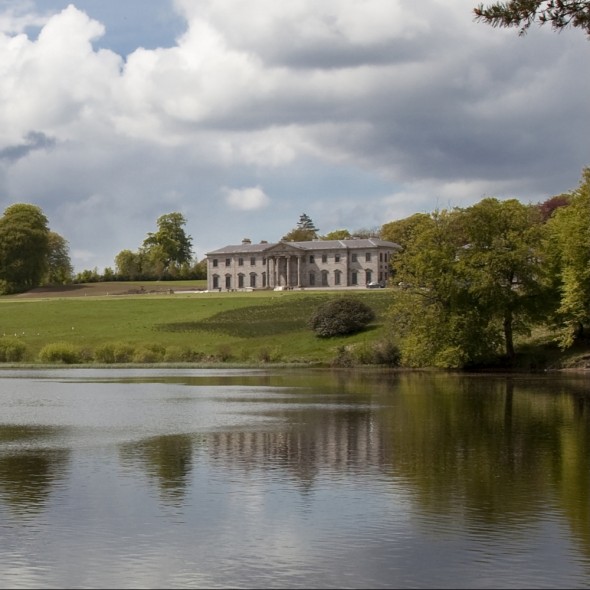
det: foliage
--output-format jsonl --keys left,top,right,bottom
{"left": 308, "top": 297, "right": 376, "bottom": 337}
{"left": 282, "top": 213, "right": 319, "bottom": 241}
{"left": 545, "top": 168, "right": 590, "bottom": 348}
{"left": 388, "top": 200, "right": 549, "bottom": 367}
{"left": 474, "top": 1, "right": 590, "bottom": 36}
{"left": 38, "top": 342, "right": 84, "bottom": 364}
{"left": 0, "top": 338, "right": 27, "bottom": 362}
{"left": 113, "top": 212, "right": 197, "bottom": 281}
{"left": 45, "top": 232, "right": 74, "bottom": 285}
{"left": 322, "top": 229, "right": 352, "bottom": 240}
{"left": 0, "top": 204, "right": 51, "bottom": 294}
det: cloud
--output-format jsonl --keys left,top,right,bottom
{"left": 0, "top": 1, "right": 588, "bottom": 272}
{"left": 0, "top": 131, "right": 56, "bottom": 162}
{"left": 225, "top": 186, "right": 271, "bottom": 211}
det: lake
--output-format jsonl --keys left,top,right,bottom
{"left": 0, "top": 368, "right": 588, "bottom": 589}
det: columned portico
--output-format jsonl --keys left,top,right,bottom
{"left": 270, "top": 253, "right": 303, "bottom": 288}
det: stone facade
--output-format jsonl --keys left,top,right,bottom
{"left": 206, "top": 238, "right": 401, "bottom": 291}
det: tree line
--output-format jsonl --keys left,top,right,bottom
{"left": 382, "top": 167, "right": 590, "bottom": 368}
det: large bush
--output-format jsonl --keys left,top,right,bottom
{"left": 308, "top": 297, "right": 376, "bottom": 337}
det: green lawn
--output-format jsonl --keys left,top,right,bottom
{"left": 0, "top": 287, "right": 394, "bottom": 365}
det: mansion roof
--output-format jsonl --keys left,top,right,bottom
{"left": 207, "top": 238, "right": 401, "bottom": 256}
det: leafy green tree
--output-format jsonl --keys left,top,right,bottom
{"left": 387, "top": 209, "right": 497, "bottom": 368}
{"left": 282, "top": 213, "right": 319, "bottom": 241}
{"left": 45, "top": 232, "right": 73, "bottom": 285}
{"left": 115, "top": 249, "right": 143, "bottom": 280}
{"left": 0, "top": 204, "right": 50, "bottom": 293}
{"left": 141, "top": 212, "right": 193, "bottom": 272}
{"left": 389, "top": 200, "right": 549, "bottom": 366}
{"left": 546, "top": 168, "right": 590, "bottom": 348}
{"left": 323, "top": 229, "right": 352, "bottom": 240}
{"left": 474, "top": 1, "right": 590, "bottom": 36}
{"left": 381, "top": 213, "right": 433, "bottom": 250}
{"left": 458, "top": 198, "right": 549, "bottom": 359}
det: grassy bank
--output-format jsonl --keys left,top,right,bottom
{"left": 1, "top": 282, "right": 588, "bottom": 369}
{"left": 0, "top": 284, "right": 394, "bottom": 366}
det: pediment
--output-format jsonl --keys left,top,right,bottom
{"left": 264, "top": 242, "right": 306, "bottom": 256}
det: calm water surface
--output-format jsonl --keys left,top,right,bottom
{"left": 0, "top": 368, "right": 589, "bottom": 589}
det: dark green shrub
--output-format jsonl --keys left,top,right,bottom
{"left": 308, "top": 297, "right": 376, "bottom": 337}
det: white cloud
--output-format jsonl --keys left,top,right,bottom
{"left": 224, "top": 186, "right": 271, "bottom": 211}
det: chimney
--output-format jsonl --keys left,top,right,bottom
{"left": 242, "top": 238, "right": 252, "bottom": 244}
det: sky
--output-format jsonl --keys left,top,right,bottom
{"left": 0, "top": 0, "right": 589, "bottom": 273}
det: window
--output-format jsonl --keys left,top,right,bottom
{"left": 238, "top": 258, "right": 244, "bottom": 266}
{"left": 309, "top": 255, "right": 315, "bottom": 263}
{"left": 250, "top": 257, "right": 256, "bottom": 266}
{"left": 366, "top": 270, "right": 372, "bottom": 284}
{"left": 212, "top": 275, "right": 219, "bottom": 289}
{"left": 238, "top": 274, "right": 245, "bottom": 288}
{"left": 351, "top": 271, "right": 358, "bottom": 285}
{"left": 335, "top": 270, "right": 341, "bottom": 285}
{"left": 366, "top": 252, "right": 371, "bottom": 262}
{"left": 250, "top": 273, "right": 256, "bottom": 288}
{"left": 225, "top": 275, "right": 231, "bottom": 289}
{"left": 321, "top": 270, "right": 329, "bottom": 286}
{"left": 212, "top": 259, "right": 218, "bottom": 268}
{"left": 322, "top": 254, "right": 327, "bottom": 263}
{"left": 262, "top": 272, "right": 267, "bottom": 288}
{"left": 225, "top": 258, "right": 231, "bottom": 267}
{"left": 335, "top": 254, "right": 340, "bottom": 263}
{"left": 351, "top": 253, "right": 357, "bottom": 262}
{"left": 309, "top": 272, "right": 316, "bottom": 286}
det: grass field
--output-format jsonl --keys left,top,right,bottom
{"left": 0, "top": 282, "right": 395, "bottom": 365}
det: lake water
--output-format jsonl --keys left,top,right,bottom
{"left": 0, "top": 367, "right": 589, "bottom": 589}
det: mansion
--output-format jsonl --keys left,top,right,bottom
{"left": 205, "top": 238, "right": 401, "bottom": 291}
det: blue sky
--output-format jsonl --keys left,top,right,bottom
{"left": 0, "top": 0, "right": 589, "bottom": 272}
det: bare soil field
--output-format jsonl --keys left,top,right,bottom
{"left": 11, "top": 282, "right": 204, "bottom": 299}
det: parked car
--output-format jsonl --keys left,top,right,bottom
{"left": 366, "top": 281, "right": 385, "bottom": 289}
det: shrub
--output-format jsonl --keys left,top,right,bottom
{"left": 164, "top": 346, "right": 205, "bottom": 363}
{"left": 132, "top": 346, "right": 164, "bottom": 364}
{"left": 39, "top": 342, "right": 82, "bottom": 364}
{"left": 0, "top": 338, "right": 27, "bottom": 362}
{"left": 94, "top": 342, "right": 135, "bottom": 364}
{"left": 308, "top": 297, "right": 376, "bottom": 338}
{"left": 353, "top": 340, "right": 401, "bottom": 366}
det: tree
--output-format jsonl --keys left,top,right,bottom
{"left": 546, "top": 167, "right": 590, "bottom": 348}
{"left": 458, "top": 198, "right": 549, "bottom": 359}
{"left": 474, "top": 1, "right": 590, "bottom": 37}
{"left": 141, "top": 212, "right": 193, "bottom": 272}
{"left": 282, "top": 213, "right": 319, "bottom": 241}
{"left": 45, "top": 232, "right": 73, "bottom": 285}
{"left": 323, "top": 229, "right": 352, "bottom": 240}
{"left": 0, "top": 204, "right": 50, "bottom": 293}
{"left": 115, "top": 249, "right": 143, "bottom": 280}
{"left": 388, "top": 200, "right": 550, "bottom": 367}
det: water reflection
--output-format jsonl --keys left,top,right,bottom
{"left": 0, "top": 425, "right": 70, "bottom": 516}
{"left": 120, "top": 434, "right": 197, "bottom": 504}
{"left": 0, "top": 368, "right": 588, "bottom": 588}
